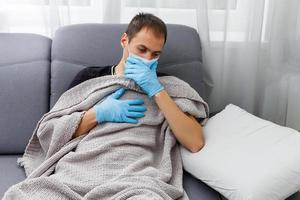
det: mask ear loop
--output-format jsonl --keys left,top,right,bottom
{"left": 111, "top": 65, "right": 116, "bottom": 75}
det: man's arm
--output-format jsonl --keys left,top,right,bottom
{"left": 154, "top": 90, "right": 205, "bottom": 153}
{"left": 72, "top": 88, "right": 146, "bottom": 139}
{"left": 72, "top": 108, "right": 97, "bottom": 139}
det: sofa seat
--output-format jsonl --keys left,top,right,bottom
{"left": 0, "top": 155, "right": 26, "bottom": 197}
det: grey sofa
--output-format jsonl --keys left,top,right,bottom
{"left": 0, "top": 24, "right": 299, "bottom": 200}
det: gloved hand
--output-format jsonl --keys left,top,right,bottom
{"left": 124, "top": 54, "right": 164, "bottom": 97}
{"left": 93, "top": 87, "right": 146, "bottom": 124}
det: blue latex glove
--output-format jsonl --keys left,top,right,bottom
{"left": 93, "top": 87, "right": 146, "bottom": 124}
{"left": 124, "top": 54, "right": 164, "bottom": 97}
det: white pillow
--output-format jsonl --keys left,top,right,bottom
{"left": 181, "top": 104, "right": 300, "bottom": 200}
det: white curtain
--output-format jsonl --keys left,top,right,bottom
{"left": 1, "top": 0, "right": 299, "bottom": 129}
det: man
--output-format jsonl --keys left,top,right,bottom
{"left": 3, "top": 13, "right": 209, "bottom": 200}
{"left": 70, "top": 13, "right": 205, "bottom": 153}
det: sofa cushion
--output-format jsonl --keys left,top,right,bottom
{"left": 158, "top": 61, "right": 206, "bottom": 100}
{"left": 0, "top": 155, "right": 26, "bottom": 197}
{"left": 183, "top": 170, "right": 221, "bottom": 200}
{"left": 0, "top": 33, "right": 51, "bottom": 154}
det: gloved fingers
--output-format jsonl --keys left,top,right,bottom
{"left": 124, "top": 71, "right": 145, "bottom": 78}
{"left": 126, "top": 60, "right": 141, "bottom": 65}
{"left": 127, "top": 105, "right": 147, "bottom": 112}
{"left": 124, "top": 99, "right": 144, "bottom": 105}
{"left": 124, "top": 117, "right": 138, "bottom": 124}
{"left": 125, "top": 66, "right": 148, "bottom": 73}
{"left": 111, "top": 87, "right": 126, "bottom": 99}
{"left": 125, "top": 63, "right": 139, "bottom": 68}
{"left": 126, "top": 56, "right": 144, "bottom": 65}
{"left": 126, "top": 111, "right": 145, "bottom": 118}
{"left": 149, "top": 63, "right": 158, "bottom": 71}
{"left": 124, "top": 71, "right": 147, "bottom": 78}
{"left": 125, "top": 74, "right": 135, "bottom": 80}
{"left": 124, "top": 68, "right": 136, "bottom": 74}
{"left": 126, "top": 64, "right": 148, "bottom": 70}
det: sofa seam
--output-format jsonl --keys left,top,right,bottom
{"left": 0, "top": 59, "right": 50, "bottom": 68}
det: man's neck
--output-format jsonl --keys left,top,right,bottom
{"left": 114, "top": 60, "right": 125, "bottom": 76}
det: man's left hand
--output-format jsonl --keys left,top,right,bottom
{"left": 124, "top": 56, "right": 164, "bottom": 97}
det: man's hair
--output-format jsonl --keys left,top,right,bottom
{"left": 125, "top": 12, "right": 167, "bottom": 44}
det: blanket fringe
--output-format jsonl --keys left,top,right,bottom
{"left": 17, "top": 157, "right": 25, "bottom": 167}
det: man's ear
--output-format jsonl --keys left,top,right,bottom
{"left": 120, "top": 33, "right": 128, "bottom": 48}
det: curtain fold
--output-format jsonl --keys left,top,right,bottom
{"left": 0, "top": 0, "right": 299, "bottom": 128}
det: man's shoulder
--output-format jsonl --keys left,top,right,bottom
{"left": 78, "top": 65, "right": 112, "bottom": 75}
{"left": 68, "top": 65, "right": 112, "bottom": 89}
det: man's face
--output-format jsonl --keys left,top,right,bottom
{"left": 122, "top": 27, "right": 165, "bottom": 61}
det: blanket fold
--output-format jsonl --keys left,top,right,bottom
{"left": 4, "top": 75, "right": 209, "bottom": 200}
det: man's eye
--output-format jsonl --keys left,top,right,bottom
{"left": 139, "top": 48, "right": 146, "bottom": 53}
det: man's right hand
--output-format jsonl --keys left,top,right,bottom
{"left": 93, "top": 87, "right": 147, "bottom": 124}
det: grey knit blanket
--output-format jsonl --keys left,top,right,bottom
{"left": 3, "top": 75, "right": 209, "bottom": 200}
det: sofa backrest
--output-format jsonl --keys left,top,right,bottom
{"left": 50, "top": 24, "right": 205, "bottom": 108}
{"left": 0, "top": 33, "right": 51, "bottom": 154}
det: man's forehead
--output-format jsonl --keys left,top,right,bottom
{"left": 136, "top": 44, "right": 162, "bottom": 53}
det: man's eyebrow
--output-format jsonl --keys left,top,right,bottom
{"left": 138, "top": 44, "right": 162, "bottom": 54}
